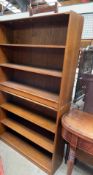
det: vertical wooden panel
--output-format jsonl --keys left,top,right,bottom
{"left": 59, "top": 12, "right": 84, "bottom": 107}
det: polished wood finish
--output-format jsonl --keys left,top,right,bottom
{"left": 0, "top": 12, "right": 83, "bottom": 175}
{"left": 0, "top": 63, "right": 62, "bottom": 78}
{"left": 0, "top": 81, "right": 59, "bottom": 109}
{"left": 59, "top": 12, "right": 83, "bottom": 106}
{"left": 76, "top": 149, "right": 93, "bottom": 166}
{"left": 1, "top": 118, "right": 54, "bottom": 153}
{"left": 62, "top": 109, "right": 93, "bottom": 175}
{"left": 0, "top": 43, "right": 65, "bottom": 49}
{"left": 0, "top": 102, "right": 56, "bottom": 133}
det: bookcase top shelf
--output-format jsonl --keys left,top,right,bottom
{"left": 0, "top": 12, "right": 70, "bottom": 24}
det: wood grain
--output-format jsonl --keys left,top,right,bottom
{"left": 0, "top": 81, "right": 59, "bottom": 109}
{"left": 0, "top": 63, "right": 62, "bottom": 78}
{"left": 0, "top": 131, "right": 52, "bottom": 174}
{"left": 62, "top": 109, "right": 93, "bottom": 175}
{"left": 0, "top": 12, "right": 83, "bottom": 175}
{"left": 1, "top": 118, "right": 54, "bottom": 153}
{"left": 0, "top": 102, "right": 56, "bottom": 133}
{"left": 0, "top": 43, "right": 65, "bottom": 49}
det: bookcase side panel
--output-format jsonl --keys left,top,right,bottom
{"left": 59, "top": 12, "right": 84, "bottom": 107}
{"left": 51, "top": 103, "right": 70, "bottom": 175}
{"left": 51, "top": 12, "right": 84, "bottom": 175}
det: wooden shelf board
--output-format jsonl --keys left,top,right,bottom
{"left": 0, "top": 90, "right": 57, "bottom": 111}
{"left": 0, "top": 63, "right": 62, "bottom": 78}
{"left": 0, "top": 102, "right": 56, "bottom": 133}
{"left": 0, "top": 12, "right": 69, "bottom": 23}
{"left": 1, "top": 118, "right": 54, "bottom": 153}
{"left": 0, "top": 44, "right": 65, "bottom": 49}
{"left": 0, "top": 81, "right": 59, "bottom": 109}
{"left": 0, "top": 132, "right": 52, "bottom": 174}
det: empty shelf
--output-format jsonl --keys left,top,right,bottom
{"left": 0, "top": 132, "right": 52, "bottom": 174}
{"left": 0, "top": 43, "right": 65, "bottom": 49}
{"left": 0, "top": 103, "right": 56, "bottom": 133}
{"left": 1, "top": 118, "right": 54, "bottom": 153}
{"left": 0, "top": 63, "right": 62, "bottom": 78}
{"left": 0, "top": 90, "right": 57, "bottom": 111}
{"left": 0, "top": 81, "right": 59, "bottom": 109}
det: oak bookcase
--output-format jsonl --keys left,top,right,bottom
{"left": 0, "top": 12, "right": 83, "bottom": 175}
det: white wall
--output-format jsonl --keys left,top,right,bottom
{"left": 82, "top": 13, "right": 93, "bottom": 39}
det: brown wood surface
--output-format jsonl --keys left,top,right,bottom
{"left": 0, "top": 102, "right": 56, "bottom": 133}
{"left": 59, "top": 12, "right": 83, "bottom": 106}
{"left": 1, "top": 117, "right": 54, "bottom": 153}
{"left": 0, "top": 12, "right": 69, "bottom": 23}
{"left": 0, "top": 43, "right": 66, "bottom": 49}
{"left": 0, "top": 81, "right": 59, "bottom": 109}
{"left": 0, "top": 63, "right": 62, "bottom": 78}
{"left": 76, "top": 149, "right": 93, "bottom": 166}
{"left": 62, "top": 109, "right": 93, "bottom": 142}
{"left": 0, "top": 90, "right": 57, "bottom": 111}
{"left": 62, "top": 109, "right": 93, "bottom": 175}
{"left": 0, "top": 12, "right": 83, "bottom": 175}
{"left": 0, "top": 45, "right": 64, "bottom": 73}
{"left": 0, "top": 131, "right": 52, "bottom": 174}
{"left": 51, "top": 103, "right": 70, "bottom": 174}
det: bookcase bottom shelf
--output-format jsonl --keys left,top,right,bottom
{"left": 0, "top": 131, "right": 52, "bottom": 174}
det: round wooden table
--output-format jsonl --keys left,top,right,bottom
{"left": 62, "top": 109, "right": 93, "bottom": 175}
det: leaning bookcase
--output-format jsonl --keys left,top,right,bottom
{"left": 0, "top": 12, "right": 83, "bottom": 175}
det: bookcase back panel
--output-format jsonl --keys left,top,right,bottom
{"left": 1, "top": 20, "right": 68, "bottom": 45}
{"left": 1, "top": 68, "right": 61, "bottom": 94}
{"left": 1, "top": 47, "right": 64, "bottom": 71}
{"left": 14, "top": 24, "right": 67, "bottom": 45}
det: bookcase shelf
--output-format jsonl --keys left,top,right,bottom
{"left": 0, "top": 81, "right": 59, "bottom": 109}
{"left": 0, "top": 131, "right": 52, "bottom": 174}
{"left": 0, "top": 64, "right": 62, "bottom": 78}
{"left": 0, "top": 12, "right": 83, "bottom": 175}
{"left": 0, "top": 102, "right": 56, "bottom": 133}
{"left": 1, "top": 118, "right": 54, "bottom": 153}
{"left": 0, "top": 44, "right": 65, "bottom": 49}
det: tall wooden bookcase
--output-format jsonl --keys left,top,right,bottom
{"left": 0, "top": 12, "right": 83, "bottom": 175}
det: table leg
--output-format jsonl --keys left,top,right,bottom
{"left": 67, "top": 146, "right": 76, "bottom": 175}
{"left": 65, "top": 143, "right": 70, "bottom": 164}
